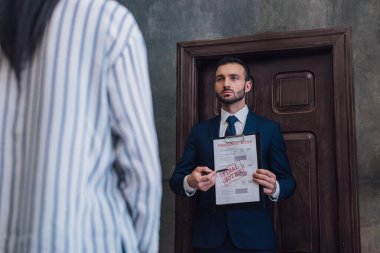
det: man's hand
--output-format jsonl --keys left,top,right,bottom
{"left": 187, "top": 166, "right": 216, "bottom": 191}
{"left": 253, "top": 169, "right": 277, "bottom": 195}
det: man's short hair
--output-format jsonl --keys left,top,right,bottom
{"left": 215, "top": 57, "right": 253, "bottom": 83}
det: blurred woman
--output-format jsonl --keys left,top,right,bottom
{"left": 0, "top": 0, "right": 162, "bottom": 252}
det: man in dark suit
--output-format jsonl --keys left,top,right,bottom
{"left": 170, "top": 57, "right": 296, "bottom": 253}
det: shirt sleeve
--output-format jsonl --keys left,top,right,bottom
{"left": 269, "top": 180, "right": 280, "bottom": 202}
{"left": 107, "top": 16, "right": 162, "bottom": 253}
{"left": 183, "top": 175, "right": 197, "bottom": 196}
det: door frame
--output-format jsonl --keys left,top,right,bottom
{"left": 175, "top": 27, "right": 360, "bottom": 253}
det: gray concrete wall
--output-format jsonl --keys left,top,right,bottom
{"left": 119, "top": 1, "right": 380, "bottom": 252}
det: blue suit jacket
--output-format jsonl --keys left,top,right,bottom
{"left": 170, "top": 110, "right": 296, "bottom": 250}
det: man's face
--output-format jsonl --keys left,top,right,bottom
{"left": 214, "top": 63, "right": 251, "bottom": 105}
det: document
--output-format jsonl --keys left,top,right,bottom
{"left": 213, "top": 134, "right": 260, "bottom": 205}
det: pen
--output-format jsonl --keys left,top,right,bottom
{"left": 201, "top": 168, "right": 228, "bottom": 176}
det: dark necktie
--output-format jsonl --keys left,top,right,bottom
{"left": 225, "top": 115, "right": 238, "bottom": 137}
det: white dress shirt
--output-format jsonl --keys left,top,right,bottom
{"left": 184, "top": 105, "right": 280, "bottom": 200}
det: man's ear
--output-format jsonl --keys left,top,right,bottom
{"left": 245, "top": 80, "right": 252, "bottom": 92}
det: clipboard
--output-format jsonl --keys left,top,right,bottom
{"left": 212, "top": 133, "right": 265, "bottom": 209}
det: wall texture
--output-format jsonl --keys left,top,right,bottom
{"left": 119, "top": 1, "right": 380, "bottom": 252}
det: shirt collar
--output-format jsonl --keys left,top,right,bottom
{"left": 221, "top": 105, "right": 248, "bottom": 124}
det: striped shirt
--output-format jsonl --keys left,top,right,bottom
{"left": 0, "top": 0, "right": 162, "bottom": 252}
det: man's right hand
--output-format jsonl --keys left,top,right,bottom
{"left": 187, "top": 166, "right": 216, "bottom": 191}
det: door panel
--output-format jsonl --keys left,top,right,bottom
{"left": 279, "top": 132, "right": 319, "bottom": 253}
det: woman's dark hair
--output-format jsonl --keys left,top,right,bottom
{"left": 215, "top": 57, "right": 254, "bottom": 83}
{"left": 0, "top": 0, "right": 60, "bottom": 79}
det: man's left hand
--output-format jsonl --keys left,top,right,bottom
{"left": 252, "top": 169, "right": 277, "bottom": 195}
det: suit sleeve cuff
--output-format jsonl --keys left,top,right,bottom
{"left": 183, "top": 175, "right": 197, "bottom": 197}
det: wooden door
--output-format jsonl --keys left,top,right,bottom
{"left": 176, "top": 28, "right": 360, "bottom": 253}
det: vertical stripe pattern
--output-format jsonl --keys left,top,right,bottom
{"left": 0, "top": 0, "right": 162, "bottom": 253}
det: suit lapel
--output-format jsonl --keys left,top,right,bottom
{"left": 243, "top": 110, "right": 260, "bottom": 135}
{"left": 210, "top": 115, "right": 221, "bottom": 139}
